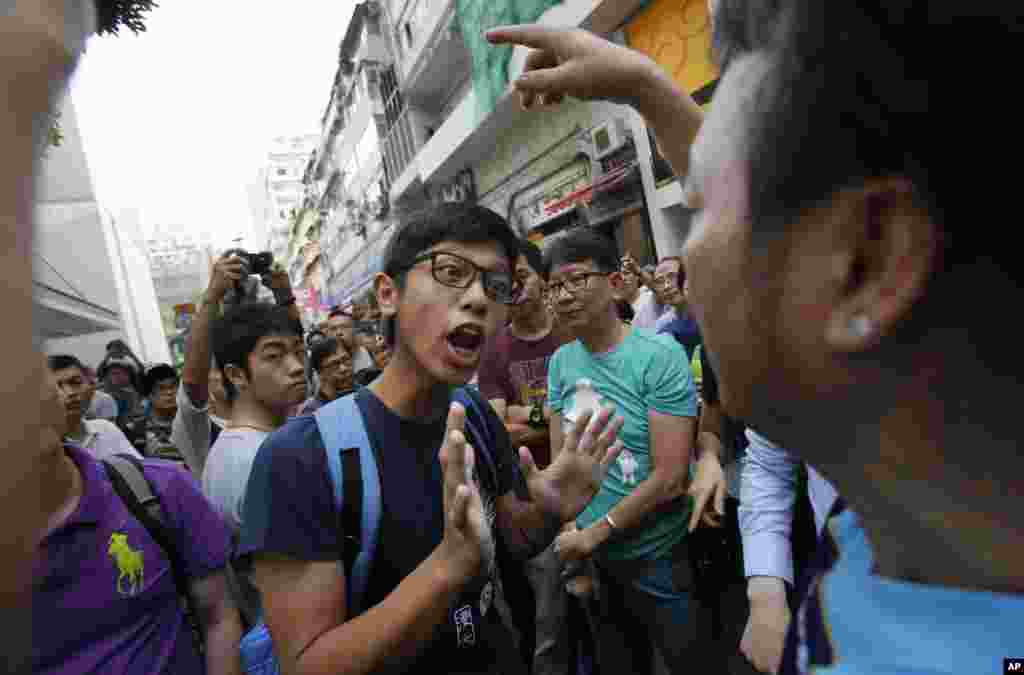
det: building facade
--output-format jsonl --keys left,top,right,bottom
{"left": 263, "top": 134, "right": 320, "bottom": 263}
{"left": 286, "top": 0, "right": 719, "bottom": 318}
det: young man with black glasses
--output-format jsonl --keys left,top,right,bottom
{"left": 543, "top": 228, "right": 703, "bottom": 674}
{"left": 239, "top": 203, "right": 624, "bottom": 675}
{"left": 323, "top": 305, "right": 375, "bottom": 374}
{"left": 297, "top": 336, "right": 355, "bottom": 415}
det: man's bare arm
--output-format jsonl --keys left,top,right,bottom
{"left": 255, "top": 553, "right": 464, "bottom": 675}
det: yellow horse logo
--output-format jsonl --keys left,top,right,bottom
{"left": 107, "top": 532, "right": 144, "bottom": 596}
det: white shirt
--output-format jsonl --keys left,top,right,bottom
{"left": 171, "top": 383, "right": 218, "bottom": 476}
{"left": 67, "top": 419, "right": 141, "bottom": 461}
{"left": 631, "top": 289, "right": 668, "bottom": 330}
{"left": 202, "top": 428, "right": 269, "bottom": 531}
{"left": 85, "top": 390, "right": 118, "bottom": 421}
{"left": 738, "top": 428, "right": 839, "bottom": 584}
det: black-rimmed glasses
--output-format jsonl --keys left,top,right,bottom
{"left": 404, "top": 252, "right": 521, "bottom": 305}
{"left": 547, "top": 272, "right": 609, "bottom": 298}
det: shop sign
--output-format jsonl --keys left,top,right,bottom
{"left": 513, "top": 161, "right": 591, "bottom": 232}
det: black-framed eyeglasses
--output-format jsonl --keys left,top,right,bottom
{"left": 547, "top": 272, "right": 609, "bottom": 298}
{"left": 404, "top": 251, "right": 521, "bottom": 305}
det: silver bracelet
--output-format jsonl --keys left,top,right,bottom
{"left": 604, "top": 514, "right": 618, "bottom": 531}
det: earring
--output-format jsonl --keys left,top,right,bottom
{"left": 850, "top": 313, "right": 873, "bottom": 339}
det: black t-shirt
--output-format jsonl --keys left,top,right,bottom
{"left": 240, "top": 387, "right": 529, "bottom": 675}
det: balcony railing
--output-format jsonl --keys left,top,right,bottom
{"left": 382, "top": 106, "right": 417, "bottom": 188}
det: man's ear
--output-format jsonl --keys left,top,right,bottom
{"left": 374, "top": 272, "right": 399, "bottom": 320}
{"left": 223, "top": 363, "right": 249, "bottom": 393}
{"left": 823, "top": 177, "right": 939, "bottom": 352}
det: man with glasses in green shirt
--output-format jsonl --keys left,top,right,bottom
{"left": 545, "top": 228, "right": 703, "bottom": 674}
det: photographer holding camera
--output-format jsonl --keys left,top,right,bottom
{"left": 172, "top": 250, "right": 302, "bottom": 476}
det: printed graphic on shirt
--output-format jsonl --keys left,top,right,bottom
{"left": 108, "top": 532, "right": 144, "bottom": 596}
{"left": 454, "top": 604, "right": 476, "bottom": 648}
{"left": 618, "top": 449, "right": 639, "bottom": 485}
{"left": 509, "top": 356, "right": 551, "bottom": 408}
{"left": 563, "top": 378, "right": 607, "bottom": 431}
{"left": 144, "top": 417, "right": 181, "bottom": 461}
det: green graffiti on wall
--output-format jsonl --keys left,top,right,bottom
{"left": 456, "top": 0, "right": 564, "bottom": 122}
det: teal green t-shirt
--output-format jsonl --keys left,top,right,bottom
{"left": 547, "top": 327, "right": 697, "bottom": 561}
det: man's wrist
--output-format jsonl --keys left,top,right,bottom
{"left": 747, "top": 576, "right": 788, "bottom": 604}
{"left": 588, "top": 518, "right": 613, "bottom": 551}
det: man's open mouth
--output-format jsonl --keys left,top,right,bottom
{"left": 446, "top": 323, "right": 485, "bottom": 363}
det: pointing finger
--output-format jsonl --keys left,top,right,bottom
{"left": 485, "top": 24, "right": 566, "bottom": 51}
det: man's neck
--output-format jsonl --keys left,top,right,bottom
{"left": 64, "top": 416, "right": 87, "bottom": 440}
{"left": 576, "top": 310, "right": 628, "bottom": 354}
{"left": 370, "top": 349, "right": 451, "bottom": 421}
{"left": 42, "top": 450, "right": 82, "bottom": 540}
{"left": 812, "top": 373, "right": 1024, "bottom": 595}
{"left": 230, "top": 396, "right": 284, "bottom": 430}
{"left": 209, "top": 397, "right": 231, "bottom": 422}
{"left": 510, "top": 303, "right": 553, "bottom": 341}
{"left": 151, "top": 407, "right": 175, "bottom": 422}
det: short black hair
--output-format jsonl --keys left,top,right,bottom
{"left": 543, "top": 227, "right": 620, "bottom": 277}
{"left": 380, "top": 203, "right": 520, "bottom": 345}
{"left": 747, "top": 1, "right": 1015, "bottom": 283}
{"left": 142, "top": 364, "right": 179, "bottom": 397}
{"left": 310, "top": 337, "right": 343, "bottom": 373}
{"left": 47, "top": 354, "right": 85, "bottom": 373}
{"left": 518, "top": 239, "right": 546, "bottom": 280}
{"left": 212, "top": 303, "right": 302, "bottom": 399}
{"left": 711, "top": 0, "right": 781, "bottom": 70}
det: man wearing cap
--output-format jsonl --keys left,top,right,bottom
{"left": 123, "top": 364, "right": 185, "bottom": 463}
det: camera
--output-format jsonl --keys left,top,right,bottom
{"left": 222, "top": 248, "right": 275, "bottom": 307}
{"left": 223, "top": 248, "right": 274, "bottom": 277}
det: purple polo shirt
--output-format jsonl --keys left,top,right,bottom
{"left": 34, "top": 445, "right": 231, "bottom": 674}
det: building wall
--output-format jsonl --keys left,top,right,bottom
{"left": 34, "top": 96, "right": 121, "bottom": 336}
{"left": 476, "top": 98, "right": 629, "bottom": 219}
{"left": 624, "top": 0, "right": 718, "bottom": 107}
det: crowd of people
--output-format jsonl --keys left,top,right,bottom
{"left": 13, "top": 0, "right": 1020, "bottom": 674}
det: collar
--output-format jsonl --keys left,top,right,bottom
{"left": 822, "top": 509, "right": 1024, "bottom": 673}
{"left": 53, "top": 444, "right": 117, "bottom": 530}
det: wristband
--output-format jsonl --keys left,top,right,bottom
{"left": 604, "top": 514, "right": 618, "bottom": 531}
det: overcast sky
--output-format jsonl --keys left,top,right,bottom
{"left": 71, "top": 0, "right": 355, "bottom": 249}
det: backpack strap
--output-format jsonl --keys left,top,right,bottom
{"left": 103, "top": 454, "right": 204, "bottom": 654}
{"left": 451, "top": 386, "right": 498, "bottom": 481}
{"left": 313, "top": 393, "right": 382, "bottom": 619}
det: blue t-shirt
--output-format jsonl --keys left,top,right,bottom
{"left": 240, "top": 387, "right": 529, "bottom": 675}
{"left": 656, "top": 309, "right": 702, "bottom": 361}
{"left": 547, "top": 327, "right": 698, "bottom": 561}
{"left": 785, "top": 506, "right": 1024, "bottom": 675}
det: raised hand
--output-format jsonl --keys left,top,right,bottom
{"left": 437, "top": 403, "right": 493, "bottom": 584}
{"left": 206, "top": 255, "right": 246, "bottom": 304}
{"left": 521, "top": 406, "right": 624, "bottom": 524}
{"left": 485, "top": 25, "right": 664, "bottom": 110}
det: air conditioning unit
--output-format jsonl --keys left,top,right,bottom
{"left": 589, "top": 119, "right": 630, "bottom": 160}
